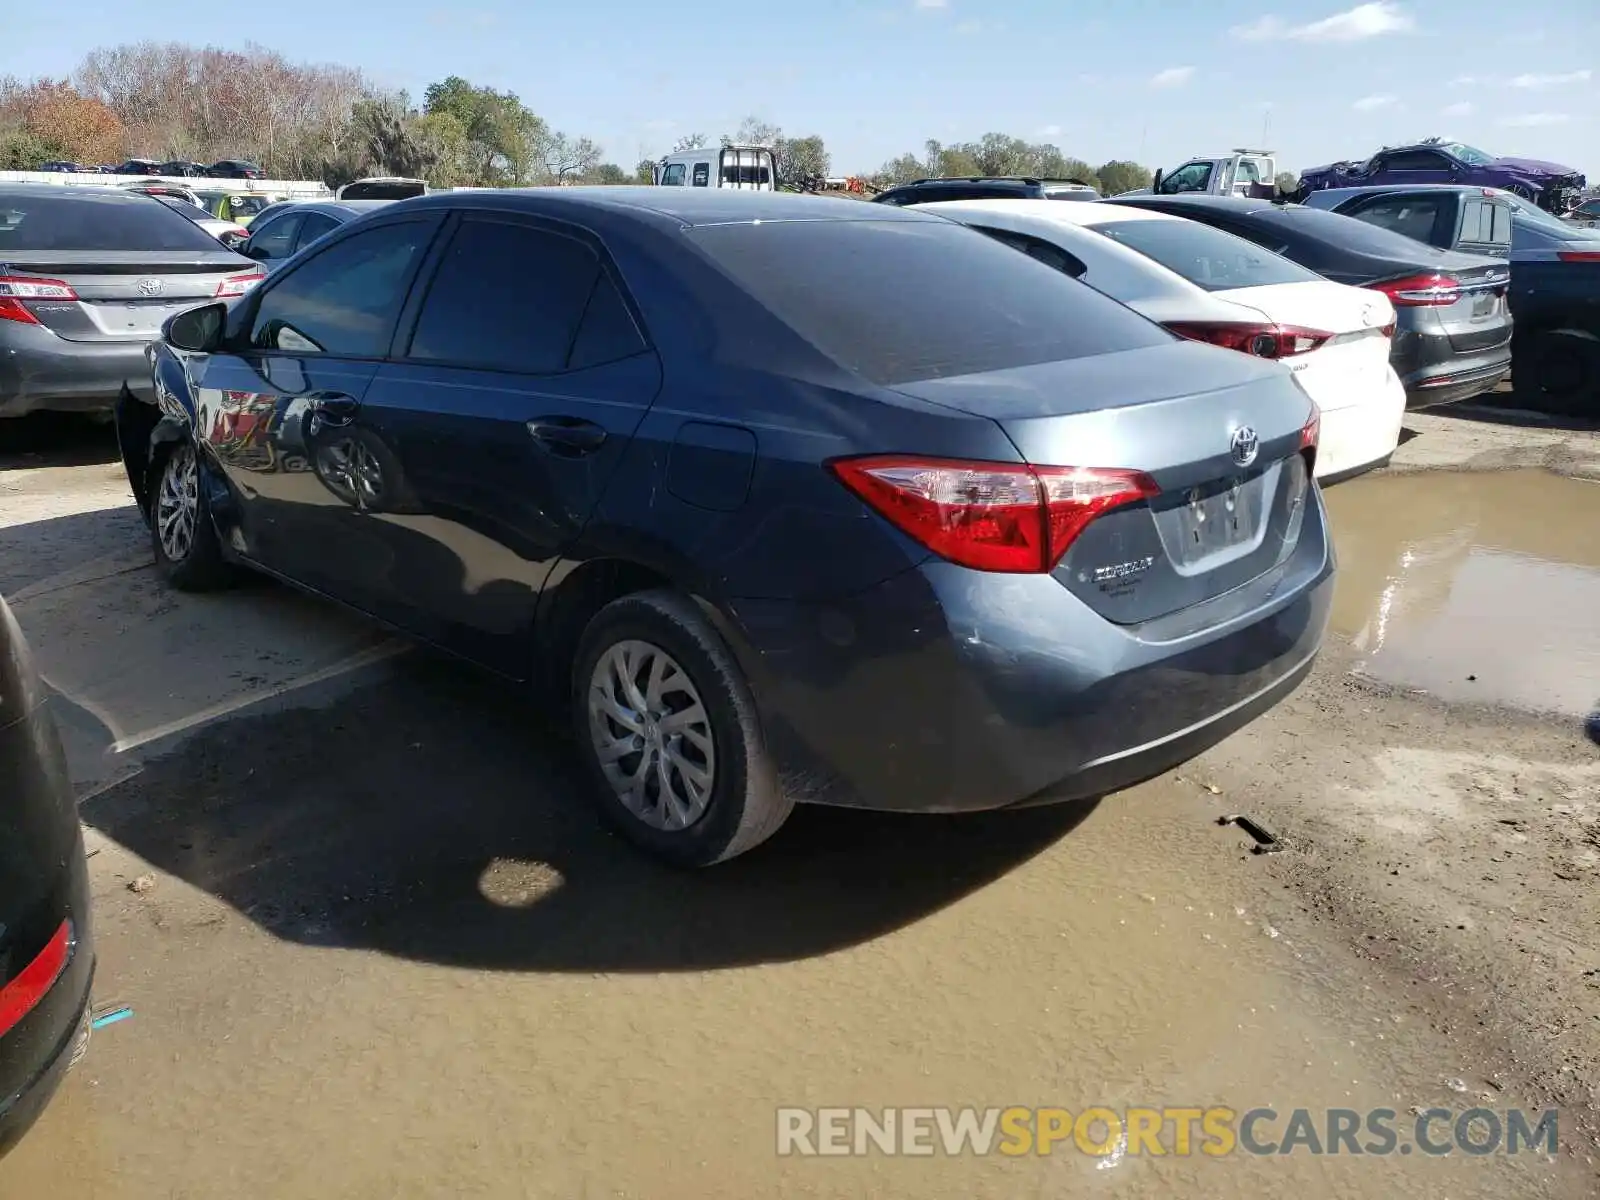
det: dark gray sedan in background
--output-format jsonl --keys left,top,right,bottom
{"left": 1105, "top": 194, "right": 1514, "bottom": 409}
{"left": 238, "top": 199, "right": 395, "bottom": 271}
{"left": 0, "top": 185, "right": 263, "bottom": 419}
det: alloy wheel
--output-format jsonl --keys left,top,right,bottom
{"left": 156, "top": 443, "right": 200, "bottom": 562}
{"left": 316, "top": 437, "right": 384, "bottom": 507}
{"left": 587, "top": 639, "right": 717, "bottom": 831}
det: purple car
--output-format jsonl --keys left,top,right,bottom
{"left": 1299, "top": 139, "right": 1585, "bottom": 214}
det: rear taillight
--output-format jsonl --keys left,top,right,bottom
{"left": 0, "top": 273, "right": 79, "bottom": 324}
{"left": 0, "top": 920, "right": 72, "bottom": 1038}
{"left": 1299, "top": 406, "right": 1321, "bottom": 474}
{"left": 215, "top": 271, "right": 265, "bottom": 298}
{"left": 1368, "top": 272, "right": 1461, "bottom": 307}
{"left": 1164, "top": 321, "right": 1332, "bottom": 359}
{"left": 829, "top": 455, "right": 1159, "bottom": 574}
{"left": 1557, "top": 251, "right": 1600, "bottom": 262}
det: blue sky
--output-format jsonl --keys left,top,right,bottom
{"left": 4, "top": 0, "right": 1596, "bottom": 176}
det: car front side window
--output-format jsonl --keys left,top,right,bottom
{"left": 248, "top": 220, "right": 432, "bottom": 357}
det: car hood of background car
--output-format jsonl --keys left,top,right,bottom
{"left": 1491, "top": 157, "right": 1581, "bottom": 177}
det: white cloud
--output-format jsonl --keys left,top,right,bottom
{"left": 1496, "top": 112, "right": 1571, "bottom": 127}
{"left": 1352, "top": 93, "right": 1397, "bottom": 111}
{"left": 1441, "top": 101, "right": 1474, "bottom": 117}
{"left": 1508, "top": 69, "right": 1591, "bottom": 89}
{"left": 954, "top": 17, "right": 982, "bottom": 32}
{"left": 1232, "top": 2, "right": 1414, "bottom": 43}
{"left": 1450, "top": 75, "right": 1478, "bottom": 86}
{"left": 1150, "top": 66, "right": 1195, "bottom": 88}
{"left": 1037, "top": 124, "right": 1063, "bottom": 138}
{"left": 913, "top": 0, "right": 948, "bottom": 8}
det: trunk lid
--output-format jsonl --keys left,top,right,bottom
{"left": 1214, "top": 280, "right": 1395, "bottom": 413}
{"left": 1420, "top": 260, "right": 1512, "bottom": 354}
{"left": 3, "top": 250, "right": 255, "bottom": 342}
{"left": 891, "top": 339, "right": 1319, "bottom": 623}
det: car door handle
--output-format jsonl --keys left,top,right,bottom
{"left": 308, "top": 393, "right": 360, "bottom": 427}
{"left": 527, "top": 417, "right": 607, "bottom": 457}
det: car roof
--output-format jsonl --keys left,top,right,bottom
{"left": 262, "top": 199, "right": 393, "bottom": 218}
{"left": 398, "top": 186, "right": 942, "bottom": 228}
{"left": 1101, "top": 194, "right": 1278, "bottom": 215}
{"left": 0, "top": 182, "right": 149, "bottom": 201}
{"left": 912, "top": 198, "right": 1180, "bottom": 228}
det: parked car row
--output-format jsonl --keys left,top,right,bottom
{"left": 34, "top": 158, "right": 265, "bottom": 179}
{"left": 1300, "top": 183, "right": 1600, "bottom": 413}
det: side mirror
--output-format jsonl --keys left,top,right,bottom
{"left": 163, "top": 302, "right": 228, "bottom": 353}
{"left": 1151, "top": 168, "right": 1164, "bottom": 193}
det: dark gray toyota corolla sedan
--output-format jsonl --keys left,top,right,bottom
{"left": 117, "top": 187, "right": 1334, "bottom": 866}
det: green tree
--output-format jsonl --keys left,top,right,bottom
{"left": 1275, "top": 171, "right": 1299, "bottom": 196}
{"left": 422, "top": 74, "right": 544, "bottom": 183}
{"left": 634, "top": 157, "right": 656, "bottom": 183}
{"left": 722, "top": 116, "right": 830, "bottom": 189}
{"left": 586, "top": 162, "right": 628, "bottom": 185}
{"left": 1097, "top": 160, "right": 1153, "bottom": 196}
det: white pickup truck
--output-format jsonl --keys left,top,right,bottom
{"left": 1115, "top": 150, "right": 1281, "bottom": 199}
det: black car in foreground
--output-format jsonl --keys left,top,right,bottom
{"left": 1105, "top": 194, "right": 1513, "bottom": 408}
{"left": 0, "top": 593, "right": 94, "bottom": 1158}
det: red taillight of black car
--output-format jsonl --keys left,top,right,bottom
{"left": 829, "top": 456, "right": 1160, "bottom": 574}
{"left": 0, "top": 920, "right": 72, "bottom": 1038}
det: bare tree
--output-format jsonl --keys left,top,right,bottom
{"left": 544, "top": 132, "right": 601, "bottom": 183}
{"left": 670, "top": 132, "right": 707, "bottom": 152}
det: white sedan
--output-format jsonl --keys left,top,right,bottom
{"left": 912, "top": 198, "right": 1406, "bottom": 482}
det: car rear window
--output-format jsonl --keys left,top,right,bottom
{"left": 1240, "top": 204, "right": 1456, "bottom": 258}
{"left": 687, "top": 218, "right": 1172, "bottom": 384}
{"left": 0, "top": 192, "right": 224, "bottom": 252}
{"left": 1090, "top": 218, "right": 1321, "bottom": 291}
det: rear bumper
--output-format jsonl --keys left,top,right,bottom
{"left": 725, "top": 493, "right": 1335, "bottom": 813}
{"left": 1314, "top": 370, "right": 1406, "bottom": 481}
{"left": 0, "top": 704, "right": 96, "bottom": 1160}
{"left": 0, "top": 325, "right": 153, "bottom": 418}
{"left": 1390, "top": 328, "right": 1512, "bottom": 409}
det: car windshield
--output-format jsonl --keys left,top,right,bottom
{"left": 688, "top": 218, "right": 1171, "bottom": 385}
{"left": 1091, "top": 218, "right": 1322, "bottom": 291}
{"left": 1438, "top": 142, "right": 1495, "bottom": 166}
{"left": 0, "top": 191, "right": 224, "bottom": 252}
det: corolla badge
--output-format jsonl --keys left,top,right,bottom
{"left": 1229, "top": 425, "right": 1260, "bottom": 469}
{"left": 136, "top": 277, "right": 164, "bottom": 297}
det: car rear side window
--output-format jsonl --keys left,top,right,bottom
{"left": 0, "top": 192, "right": 225, "bottom": 252}
{"left": 295, "top": 212, "right": 341, "bottom": 250}
{"left": 1458, "top": 198, "right": 1512, "bottom": 247}
{"left": 1244, "top": 204, "right": 1455, "bottom": 259}
{"left": 1350, "top": 195, "right": 1444, "bottom": 244}
{"left": 688, "top": 218, "right": 1171, "bottom": 385}
{"left": 1090, "top": 219, "right": 1321, "bottom": 291}
{"left": 971, "top": 225, "right": 1088, "bottom": 278}
{"left": 250, "top": 220, "right": 431, "bottom": 356}
{"left": 248, "top": 213, "right": 301, "bottom": 260}
{"left": 408, "top": 218, "right": 600, "bottom": 374}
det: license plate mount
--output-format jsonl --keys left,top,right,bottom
{"left": 1172, "top": 475, "right": 1264, "bottom": 566}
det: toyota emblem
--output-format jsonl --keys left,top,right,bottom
{"left": 1229, "top": 426, "right": 1260, "bottom": 469}
{"left": 136, "top": 277, "right": 164, "bottom": 297}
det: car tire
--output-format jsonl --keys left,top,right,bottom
{"left": 149, "top": 440, "right": 232, "bottom": 591}
{"left": 571, "top": 589, "right": 792, "bottom": 867}
{"left": 1506, "top": 183, "right": 1536, "bottom": 203}
{"left": 1513, "top": 328, "right": 1600, "bottom": 417}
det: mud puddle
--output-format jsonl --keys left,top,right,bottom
{"left": 0, "top": 660, "right": 1576, "bottom": 1198}
{"left": 1324, "top": 469, "right": 1600, "bottom": 719}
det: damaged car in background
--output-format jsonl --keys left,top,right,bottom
{"left": 1297, "top": 138, "right": 1586, "bottom": 214}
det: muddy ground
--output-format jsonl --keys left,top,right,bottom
{"left": 0, "top": 402, "right": 1597, "bottom": 1199}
